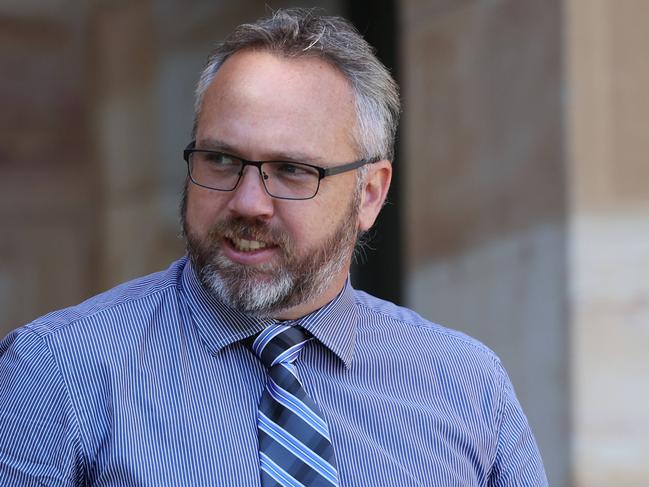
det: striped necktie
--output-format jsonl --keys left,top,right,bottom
{"left": 248, "top": 324, "right": 339, "bottom": 486}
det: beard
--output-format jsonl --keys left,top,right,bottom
{"left": 182, "top": 189, "right": 361, "bottom": 318}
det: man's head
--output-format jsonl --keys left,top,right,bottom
{"left": 193, "top": 8, "right": 400, "bottom": 162}
{"left": 182, "top": 9, "right": 400, "bottom": 319}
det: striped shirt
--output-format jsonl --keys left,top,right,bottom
{"left": 0, "top": 257, "right": 547, "bottom": 486}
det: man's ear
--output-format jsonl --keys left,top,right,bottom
{"left": 357, "top": 160, "right": 392, "bottom": 232}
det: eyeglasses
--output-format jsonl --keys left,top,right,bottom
{"left": 183, "top": 141, "right": 376, "bottom": 200}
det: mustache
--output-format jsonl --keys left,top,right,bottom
{"left": 207, "top": 217, "right": 292, "bottom": 251}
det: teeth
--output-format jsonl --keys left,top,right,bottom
{"left": 232, "top": 238, "right": 268, "bottom": 252}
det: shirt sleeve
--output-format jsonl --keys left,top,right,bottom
{"left": 488, "top": 362, "right": 549, "bottom": 487}
{"left": 0, "top": 327, "right": 84, "bottom": 486}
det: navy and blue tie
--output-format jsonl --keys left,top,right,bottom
{"left": 249, "top": 324, "right": 339, "bottom": 486}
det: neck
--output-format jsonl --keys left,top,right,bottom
{"left": 271, "top": 274, "right": 348, "bottom": 321}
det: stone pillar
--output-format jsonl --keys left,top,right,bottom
{"left": 401, "top": 1, "right": 568, "bottom": 484}
{"left": 567, "top": 0, "right": 649, "bottom": 484}
{"left": 92, "top": 0, "right": 176, "bottom": 289}
{"left": 0, "top": 7, "right": 98, "bottom": 335}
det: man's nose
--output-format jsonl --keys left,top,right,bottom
{"left": 226, "top": 165, "right": 275, "bottom": 218}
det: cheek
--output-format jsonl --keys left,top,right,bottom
{"left": 286, "top": 196, "right": 353, "bottom": 246}
{"left": 274, "top": 204, "right": 325, "bottom": 248}
{"left": 290, "top": 219, "right": 321, "bottom": 245}
{"left": 185, "top": 187, "right": 225, "bottom": 235}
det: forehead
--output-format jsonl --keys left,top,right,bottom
{"left": 195, "top": 49, "right": 358, "bottom": 161}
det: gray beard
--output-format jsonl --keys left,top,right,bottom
{"left": 197, "top": 238, "right": 345, "bottom": 317}
{"left": 184, "top": 194, "right": 360, "bottom": 318}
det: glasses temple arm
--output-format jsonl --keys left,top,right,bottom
{"left": 321, "top": 158, "right": 377, "bottom": 178}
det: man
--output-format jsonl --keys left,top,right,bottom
{"left": 0, "top": 8, "right": 547, "bottom": 486}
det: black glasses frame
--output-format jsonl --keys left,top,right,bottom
{"left": 183, "top": 141, "right": 378, "bottom": 200}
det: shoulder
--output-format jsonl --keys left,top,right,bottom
{"left": 17, "top": 258, "right": 187, "bottom": 342}
{"left": 354, "top": 289, "right": 499, "bottom": 357}
{"left": 0, "top": 258, "right": 188, "bottom": 432}
{"left": 352, "top": 289, "right": 504, "bottom": 379}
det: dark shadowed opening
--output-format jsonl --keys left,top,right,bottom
{"left": 346, "top": 0, "right": 403, "bottom": 305}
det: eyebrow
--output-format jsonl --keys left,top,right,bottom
{"left": 195, "top": 137, "right": 326, "bottom": 165}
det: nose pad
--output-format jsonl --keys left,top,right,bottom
{"left": 227, "top": 165, "right": 274, "bottom": 217}
{"left": 238, "top": 165, "right": 266, "bottom": 191}
{"left": 236, "top": 164, "right": 272, "bottom": 197}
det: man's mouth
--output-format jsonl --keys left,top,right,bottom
{"left": 229, "top": 237, "right": 270, "bottom": 252}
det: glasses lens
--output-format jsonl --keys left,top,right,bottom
{"left": 189, "top": 151, "right": 242, "bottom": 191}
{"left": 262, "top": 162, "right": 320, "bottom": 199}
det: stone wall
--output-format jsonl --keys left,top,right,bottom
{"left": 0, "top": 7, "right": 98, "bottom": 333}
{"left": 567, "top": 0, "right": 649, "bottom": 484}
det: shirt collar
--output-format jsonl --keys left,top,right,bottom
{"left": 296, "top": 278, "right": 357, "bottom": 369}
{"left": 179, "top": 257, "right": 357, "bottom": 369}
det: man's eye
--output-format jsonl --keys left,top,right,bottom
{"left": 274, "top": 163, "right": 314, "bottom": 177}
{"left": 203, "top": 152, "right": 239, "bottom": 167}
{"left": 279, "top": 163, "right": 303, "bottom": 174}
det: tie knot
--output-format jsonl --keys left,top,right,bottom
{"left": 249, "top": 324, "right": 310, "bottom": 369}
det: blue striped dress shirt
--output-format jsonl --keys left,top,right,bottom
{"left": 0, "top": 257, "right": 547, "bottom": 486}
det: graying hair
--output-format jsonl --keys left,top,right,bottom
{"left": 192, "top": 8, "right": 400, "bottom": 162}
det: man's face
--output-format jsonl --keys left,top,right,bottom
{"left": 183, "top": 49, "right": 375, "bottom": 319}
